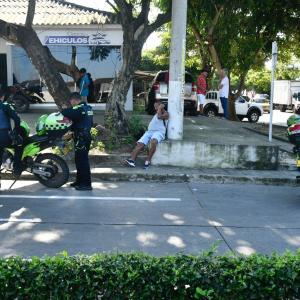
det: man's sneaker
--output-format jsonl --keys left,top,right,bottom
{"left": 144, "top": 160, "right": 151, "bottom": 169}
{"left": 125, "top": 159, "right": 135, "bottom": 167}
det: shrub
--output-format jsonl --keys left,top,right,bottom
{"left": 1, "top": 251, "right": 300, "bottom": 299}
{"left": 128, "top": 115, "right": 147, "bottom": 140}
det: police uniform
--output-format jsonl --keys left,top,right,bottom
{"left": 62, "top": 102, "right": 93, "bottom": 188}
{"left": 0, "top": 102, "right": 21, "bottom": 173}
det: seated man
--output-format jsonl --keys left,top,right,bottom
{"left": 125, "top": 100, "right": 169, "bottom": 168}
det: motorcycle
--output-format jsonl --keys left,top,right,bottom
{"left": 4, "top": 81, "right": 46, "bottom": 113}
{"left": 1, "top": 113, "right": 72, "bottom": 188}
{"left": 287, "top": 114, "right": 300, "bottom": 173}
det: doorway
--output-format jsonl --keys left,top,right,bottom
{"left": 0, "top": 53, "right": 7, "bottom": 89}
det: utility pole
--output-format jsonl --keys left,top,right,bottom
{"left": 167, "top": 0, "right": 188, "bottom": 140}
{"left": 269, "top": 41, "right": 278, "bottom": 142}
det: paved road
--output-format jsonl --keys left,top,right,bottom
{"left": 0, "top": 180, "right": 299, "bottom": 257}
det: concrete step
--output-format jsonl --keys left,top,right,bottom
{"left": 1, "top": 166, "right": 298, "bottom": 187}
{"left": 152, "top": 140, "right": 279, "bottom": 170}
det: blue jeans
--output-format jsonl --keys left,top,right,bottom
{"left": 220, "top": 97, "right": 228, "bottom": 119}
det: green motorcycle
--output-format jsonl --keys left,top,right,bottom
{"left": 2, "top": 113, "right": 72, "bottom": 188}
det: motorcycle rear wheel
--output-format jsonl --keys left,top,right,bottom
{"left": 34, "top": 153, "right": 69, "bottom": 188}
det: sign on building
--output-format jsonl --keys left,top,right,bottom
{"left": 44, "top": 33, "right": 111, "bottom": 45}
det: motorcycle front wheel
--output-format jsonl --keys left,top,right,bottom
{"left": 11, "top": 95, "right": 30, "bottom": 113}
{"left": 33, "top": 153, "right": 69, "bottom": 188}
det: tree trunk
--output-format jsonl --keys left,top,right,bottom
{"left": 228, "top": 71, "right": 248, "bottom": 121}
{"left": 104, "top": 1, "right": 171, "bottom": 134}
{"left": 207, "top": 37, "right": 222, "bottom": 74}
{"left": 0, "top": 20, "right": 71, "bottom": 108}
{"left": 191, "top": 25, "right": 210, "bottom": 68}
{"left": 105, "top": 33, "right": 143, "bottom": 134}
{"left": 17, "top": 27, "right": 70, "bottom": 108}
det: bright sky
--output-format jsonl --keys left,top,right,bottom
{"left": 68, "top": 0, "right": 162, "bottom": 50}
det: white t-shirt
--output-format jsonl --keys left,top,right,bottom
{"left": 148, "top": 114, "right": 167, "bottom": 134}
{"left": 219, "top": 76, "right": 229, "bottom": 98}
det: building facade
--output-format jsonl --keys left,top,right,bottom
{"left": 0, "top": 0, "right": 133, "bottom": 110}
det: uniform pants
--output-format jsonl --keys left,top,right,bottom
{"left": 74, "top": 136, "right": 91, "bottom": 187}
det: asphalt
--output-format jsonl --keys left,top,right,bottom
{"left": 0, "top": 180, "right": 299, "bottom": 257}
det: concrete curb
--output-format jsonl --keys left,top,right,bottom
{"left": 244, "top": 127, "right": 289, "bottom": 145}
{"left": 1, "top": 170, "right": 298, "bottom": 186}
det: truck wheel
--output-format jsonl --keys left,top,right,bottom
{"left": 204, "top": 106, "right": 218, "bottom": 118}
{"left": 248, "top": 109, "right": 260, "bottom": 123}
{"left": 279, "top": 105, "right": 287, "bottom": 112}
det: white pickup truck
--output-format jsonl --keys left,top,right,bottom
{"left": 203, "top": 91, "right": 264, "bottom": 122}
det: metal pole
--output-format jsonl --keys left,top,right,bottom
{"left": 167, "top": 0, "right": 188, "bottom": 140}
{"left": 269, "top": 41, "right": 278, "bottom": 142}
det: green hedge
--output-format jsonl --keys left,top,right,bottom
{"left": 1, "top": 251, "right": 300, "bottom": 299}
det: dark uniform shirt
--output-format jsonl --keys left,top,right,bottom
{"left": 61, "top": 102, "right": 93, "bottom": 132}
{"left": 0, "top": 102, "right": 21, "bottom": 130}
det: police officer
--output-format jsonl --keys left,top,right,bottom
{"left": 62, "top": 92, "right": 93, "bottom": 191}
{"left": 0, "top": 90, "right": 23, "bottom": 177}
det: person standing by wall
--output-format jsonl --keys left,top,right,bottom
{"left": 219, "top": 68, "right": 230, "bottom": 119}
{"left": 78, "top": 68, "right": 91, "bottom": 103}
{"left": 196, "top": 69, "right": 208, "bottom": 115}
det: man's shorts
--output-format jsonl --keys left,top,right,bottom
{"left": 197, "top": 94, "right": 205, "bottom": 105}
{"left": 138, "top": 131, "right": 165, "bottom": 146}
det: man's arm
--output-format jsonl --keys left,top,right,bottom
{"left": 61, "top": 107, "right": 82, "bottom": 121}
{"left": 4, "top": 103, "right": 20, "bottom": 128}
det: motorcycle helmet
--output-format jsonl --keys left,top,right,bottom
{"left": 287, "top": 114, "right": 300, "bottom": 127}
{"left": 45, "top": 112, "right": 72, "bottom": 132}
{"left": 36, "top": 114, "right": 48, "bottom": 136}
{"left": 20, "top": 120, "right": 30, "bottom": 137}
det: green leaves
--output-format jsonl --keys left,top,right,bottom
{"left": 1, "top": 252, "right": 300, "bottom": 299}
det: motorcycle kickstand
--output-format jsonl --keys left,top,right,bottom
{"left": 8, "top": 179, "right": 17, "bottom": 190}
{"left": 0, "top": 169, "right": 17, "bottom": 190}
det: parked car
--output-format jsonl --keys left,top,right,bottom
{"left": 252, "top": 97, "right": 271, "bottom": 113}
{"left": 145, "top": 71, "right": 197, "bottom": 115}
{"left": 203, "top": 91, "right": 264, "bottom": 122}
{"left": 254, "top": 93, "right": 269, "bottom": 101}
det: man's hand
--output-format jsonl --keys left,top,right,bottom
{"left": 158, "top": 104, "right": 165, "bottom": 112}
{"left": 157, "top": 104, "right": 169, "bottom": 120}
